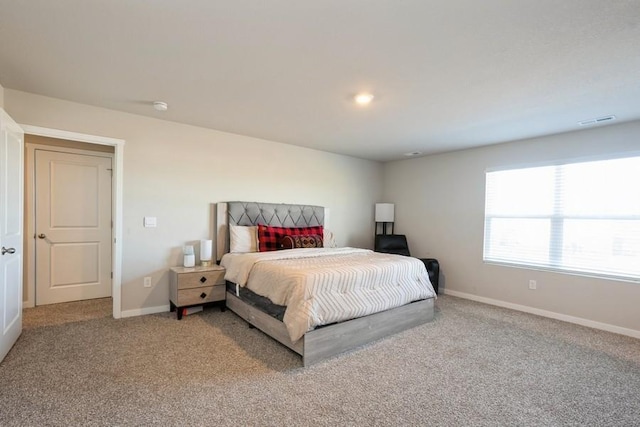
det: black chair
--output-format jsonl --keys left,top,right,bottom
{"left": 374, "top": 234, "right": 439, "bottom": 294}
{"left": 375, "top": 234, "right": 410, "bottom": 256}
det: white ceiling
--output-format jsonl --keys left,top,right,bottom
{"left": 1, "top": 1, "right": 639, "bottom": 162}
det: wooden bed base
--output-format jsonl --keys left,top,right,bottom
{"left": 226, "top": 290, "right": 435, "bottom": 366}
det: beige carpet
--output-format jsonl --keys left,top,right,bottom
{"left": 22, "top": 298, "right": 113, "bottom": 329}
{"left": 1, "top": 295, "right": 639, "bottom": 426}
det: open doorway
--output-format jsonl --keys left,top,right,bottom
{"left": 26, "top": 135, "right": 113, "bottom": 306}
{"left": 21, "top": 126, "right": 124, "bottom": 319}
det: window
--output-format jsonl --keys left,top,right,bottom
{"left": 484, "top": 155, "right": 640, "bottom": 281}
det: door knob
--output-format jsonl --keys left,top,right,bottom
{"left": 1, "top": 247, "right": 16, "bottom": 255}
{"left": 38, "top": 234, "right": 46, "bottom": 239}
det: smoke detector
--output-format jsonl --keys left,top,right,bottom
{"left": 153, "top": 101, "right": 168, "bottom": 112}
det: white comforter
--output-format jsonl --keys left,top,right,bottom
{"left": 221, "top": 248, "right": 435, "bottom": 342}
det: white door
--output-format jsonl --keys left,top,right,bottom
{"left": 0, "top": 109, "right": 24, "bottom": 363}
{"left": 35, "top": 150, "right": 112, "bottom": 305}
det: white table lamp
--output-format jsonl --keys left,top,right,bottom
{"left": 200, "top": 239, "right": 213, "bottom": 266}
{"left": 375, "top": 203, "right": 395, "bottom": 235}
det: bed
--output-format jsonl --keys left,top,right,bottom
{"left": 216, "top": 201, "right": 436, "bottom": 366}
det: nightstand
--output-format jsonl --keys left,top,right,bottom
{"left": 169, "top": 265, "right": 226, "bottom": 319}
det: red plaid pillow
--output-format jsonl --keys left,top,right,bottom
{"left": 257, "top": 224, "right": 324, "bottom": 252}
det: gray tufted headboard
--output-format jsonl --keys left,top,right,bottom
{"left": 216, "top": 201, "right": 325, "bottom": 260}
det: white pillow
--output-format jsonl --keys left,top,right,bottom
{"left": 230, "top": 225, "right": 258, "bottom": 253}
{"left": 323, "top": 229, "right": 337, "bottom": 248}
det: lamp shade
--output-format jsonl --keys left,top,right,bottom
{"left": 375, "top": 203, "right": 395, "bottom": 222}
{"left": 200, "top": 239, "right": 213, "bottom": 261}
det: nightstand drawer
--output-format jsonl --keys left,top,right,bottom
{"left": 176, "top": 269, "right": 225, "bottom": 290}
{"left": 177, "top": 284, "right": 225, "bottom": 306}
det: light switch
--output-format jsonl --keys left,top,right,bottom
{"left": 143, "top": 217, "right": 157, "bottom": 228}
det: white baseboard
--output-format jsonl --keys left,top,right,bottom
{"left": 120, "top": 305, "right": 169, "bottom": 318}
{"left": 442, "top": 289, "right": 640, "bottom": 340}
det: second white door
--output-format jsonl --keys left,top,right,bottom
{"left": 35, "top": 149, "right": 112, "bottom": 305}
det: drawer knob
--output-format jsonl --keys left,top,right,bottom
{"left": 200, "top": 276, "right": 207, "bottom": 283}
{"left": 200, "top": 292, "right": 207, "bottom": 299}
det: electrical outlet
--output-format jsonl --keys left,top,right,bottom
{"left": 529, "top": 279, "right": 537, "bottom": 290}
{"left": 143, "top": 276, "right": 152, "bottom": 288}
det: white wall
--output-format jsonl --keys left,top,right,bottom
{"left": 384, "top": 120, "right": 640, "bottom": 336}
{"left": 5, "top": 90, "right": 382, "bottom": 312}
{"left": 0, "top": 83, "right": 4, "bottom": 108}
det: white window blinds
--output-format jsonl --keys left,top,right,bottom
{"left": 484, "top": 156, "right": 640, "bottom": 281}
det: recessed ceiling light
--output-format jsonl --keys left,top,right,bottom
{"left": 153, "top": 101, "right": 168, "bottom": 112}
{"left": 354, "top": 93, "right": 374, "bottom": 105}
{"left": 404, "top": 151, "right": 422, "bottom": 157}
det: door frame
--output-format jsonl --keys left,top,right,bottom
{"left": 21, "top": 125, "right": 124, "bottom": 319}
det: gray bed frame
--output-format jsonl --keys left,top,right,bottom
{"left": 216, "top": 201, "right": 435, "bottom": 366}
